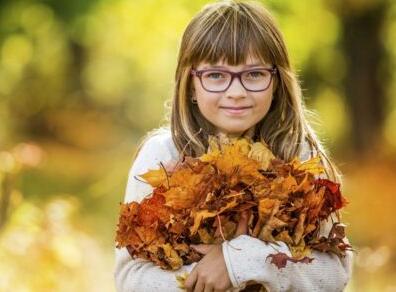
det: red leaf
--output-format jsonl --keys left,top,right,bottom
{"left": 315, "top": 179, "right": 348, "bottom": 211}
{"left": 266, "top": 252, "right": 314, "bottom": 269}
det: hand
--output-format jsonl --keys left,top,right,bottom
{"left": 185, "top": 211, "right": 250, "bottom": 292}
{"left": 185, "top": 244, "right": 229, "bottom": 292}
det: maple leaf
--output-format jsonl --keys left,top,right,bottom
{"left": 140, "top": 167, "right": 168, "bottom": 187}
{"left": 269, "top": 175, "right": 297, "bottom": 200}
{"left": 176, "top": 272, "right": 189, "bottom": 289}
{"left": 266, "top": 252, "right": 314, "bottom": 269}
{"left": 315, "top": 179, "right": 348, "bottom": 213}
{"left": 288, "top": 237, "right": 312, "bottom": 259}
{"left": 159, "top": 243, "right": 184, "bottom": 270}
{"left": 213, "top": 216, "right": 237, "bottom": 241}
{"left": 304, "top": 188, "right": 325, "bottom": 223}
{"left": 163, "top": 159, "right": 217, "bottom": 209}
{"left": 115, "top": 135, "right": 351, "bottom": 271}
{"left": 248, "top": 141, "right": 275, "bottom": 170}
{"left": 201, "top": 138, "right": 267, "bottom": 188}
{"left": 293, "top": 211, "right": 307, "bottom": 245}
{"left": 137, "top": 191, "right": 170, "bottom": 226}
{"left": 190, "top": 194, "right": 240, "bottom": 235}
{"left": 252, "top": 198, "right": 279, "bottom": 237}
{"left": 310, "top": 222, "right": 353, "bottom": 257}
{"left": 275, "top": 230, "right": 293, "bottom": 245}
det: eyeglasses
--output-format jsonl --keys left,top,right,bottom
{"left": 190, "top": 66, "right": 277, "bottom": 93}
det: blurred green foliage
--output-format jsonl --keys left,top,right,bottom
{"left": 0, "top": 0, "right": 395, "bottom": 291}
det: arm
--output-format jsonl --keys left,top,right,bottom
{"left": 222, "top": 217, "right": 353, "bottom": 291}
{"left": 114, "top": 134, "right": 197, "bottom": 292}
{"left": 221, "top": 138, "right": 353, "bottom": 291}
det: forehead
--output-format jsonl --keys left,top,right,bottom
{"left": 196, "top": 54, "right": 268, "bottom": 69}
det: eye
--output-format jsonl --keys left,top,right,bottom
{"left": 204, "top": 72, "right": 225, "bottom": 79}
{"left": 247, "top": 71, "right": 265, "bottom": 78}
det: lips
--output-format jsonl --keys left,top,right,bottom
{"left": 220, "top": 106, "right": 252, "bottom": 116}
{"left": 220, "top": 106, "right": 252, "bottom": 109}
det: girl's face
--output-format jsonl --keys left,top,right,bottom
{"left": 191, "top": 54, "right": 275, "bottom": 137}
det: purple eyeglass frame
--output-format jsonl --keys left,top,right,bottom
{"left": 190, "top": 66, "right": 277, "bottom": 92}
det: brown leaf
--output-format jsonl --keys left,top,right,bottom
{"left": 293, "top": 211, "right": 307, "bottom": 245}
{"left": 115, "top": 135, "right": 351, "bottom": 271}
{"left": 266, "top": 252, "right": 314, "bottom": 269}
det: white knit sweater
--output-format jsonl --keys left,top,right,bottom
{"left": 114, "top": 129, "right": 353, "bottom": 292}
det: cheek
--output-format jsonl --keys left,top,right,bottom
{"left": 250, "top": 95, "right": 273, "bottom": 122}
{"left": 196, "top": 94, "right": 222, "bottom": 123}
{"left": 255, "top": 92, "right": 273, "bottom": 110}
{"left": 194, "top": 85, "right": 219, "bottom": 107}
{"left": 197, "top": 96, "right": 219, "bottom": 115}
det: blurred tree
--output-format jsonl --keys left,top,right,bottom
{"left": 40, "top": 0, "right": 100, "bottom": 22}
{"left": 327, "top": 0, "right": 391, "bottom": 154}
{"left": 0, "top": 167, "right": 13, "bottom": 230}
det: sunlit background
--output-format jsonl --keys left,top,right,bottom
{"left": 0, "top": 0, "right": 395, "bottom": 291}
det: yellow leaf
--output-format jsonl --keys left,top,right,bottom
{"left": 176, "top": 272, "right": 189, "bottom": 289}
{"left": 289, "top": 240, "right": 312, "bottom": 259}
{"left": 294, "top": 173, "right": 314, "bottom": 193}
{"left": 293, "top": 211, "right": 307, "bottom": 245}
{"left": 259, "top": 216, "right": 287, "bottom": 242}
{"left": 292, "top": 156, "right": 325, "bottom": 175}
{"left": 198, "top": 228, "right": 215, "bottom": 243}
{"left": 160, "top": 243, "right": 183, "bottom": 270}
{"left": 190, "top": 195, "right": 240, "bottom": 235}
{"left": 248, "top": 141, "right": 275, "bottom": 170}
{"left": 190, "top": 209, "right": 217, "bottom": 235}
{"left": 163, "top": 187, "right": 195, "bottom": 209}
{"left": 139, "top": 168, "right": 168, "bottom": 187}
{"left": 275, "top": 230, "right": 293, "bottom": 245}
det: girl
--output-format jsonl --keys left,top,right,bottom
{"left": 114, "top": 1, "right": 353, "bottom": 291}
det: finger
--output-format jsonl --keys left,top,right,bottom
{"left": 193, "top": 277, "right": 205, "bottom": 292}
{"left": 191, "top": 244, "right": 215, "bottom": 255}
{"left": 185, "top": 268, "right": 198, "bottom": 292}
{"left": 235, "top": 211, "right": 248, "bottom": 235}
{"left": 204, "top": 282, "right": 214, "bottom": 292}
{"left": 234, "top": 210, "right": 250, "bottom": 236}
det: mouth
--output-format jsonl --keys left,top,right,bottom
{"left": 220, "top": 106, "right": 253, "bottom": 115}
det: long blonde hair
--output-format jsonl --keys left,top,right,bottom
{"left": 140, "top": 0, "right": 342, "bottom": 184}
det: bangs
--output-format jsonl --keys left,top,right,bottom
{"left": 187, "top": 4, "right": 275, "bottom": 66}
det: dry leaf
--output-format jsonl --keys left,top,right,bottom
{"left": 266, "top": 252, "right": 314, "bottom": 269}
{"left": 115, "top": 135, "right": 351, "bottom": 270}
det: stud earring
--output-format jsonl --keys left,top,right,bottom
{"left": 191, "top": 98, "right": 198, "bottom": 104}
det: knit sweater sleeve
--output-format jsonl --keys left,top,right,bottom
{"left": 221, "top": 139, "right": 353, "bottom": 292}
{"left": 114, "top": 133, "right": 197, "bottom": 292}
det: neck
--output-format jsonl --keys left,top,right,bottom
{"left": 216, "top": 126, "right": 256, "bottom": 140}
{"left": 241, "top": 126, "right": 256, "bottom": 139}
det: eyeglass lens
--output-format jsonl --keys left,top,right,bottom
{"left": 201, "top": 70, "right": 272, "bottom": 91}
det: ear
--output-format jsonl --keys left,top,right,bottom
{"left": 272, "top": 75, "right": 279, "bottom": 92}
{"left": 190, "top": 92, "right": 196, "bottom": 101}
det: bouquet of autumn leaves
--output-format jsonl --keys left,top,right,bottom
{"left": 115, "top": 136, "right": 352, "bottom": 271}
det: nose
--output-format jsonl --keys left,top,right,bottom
{"left": 225, "top": 76, "right": 247, "bottom": 99}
